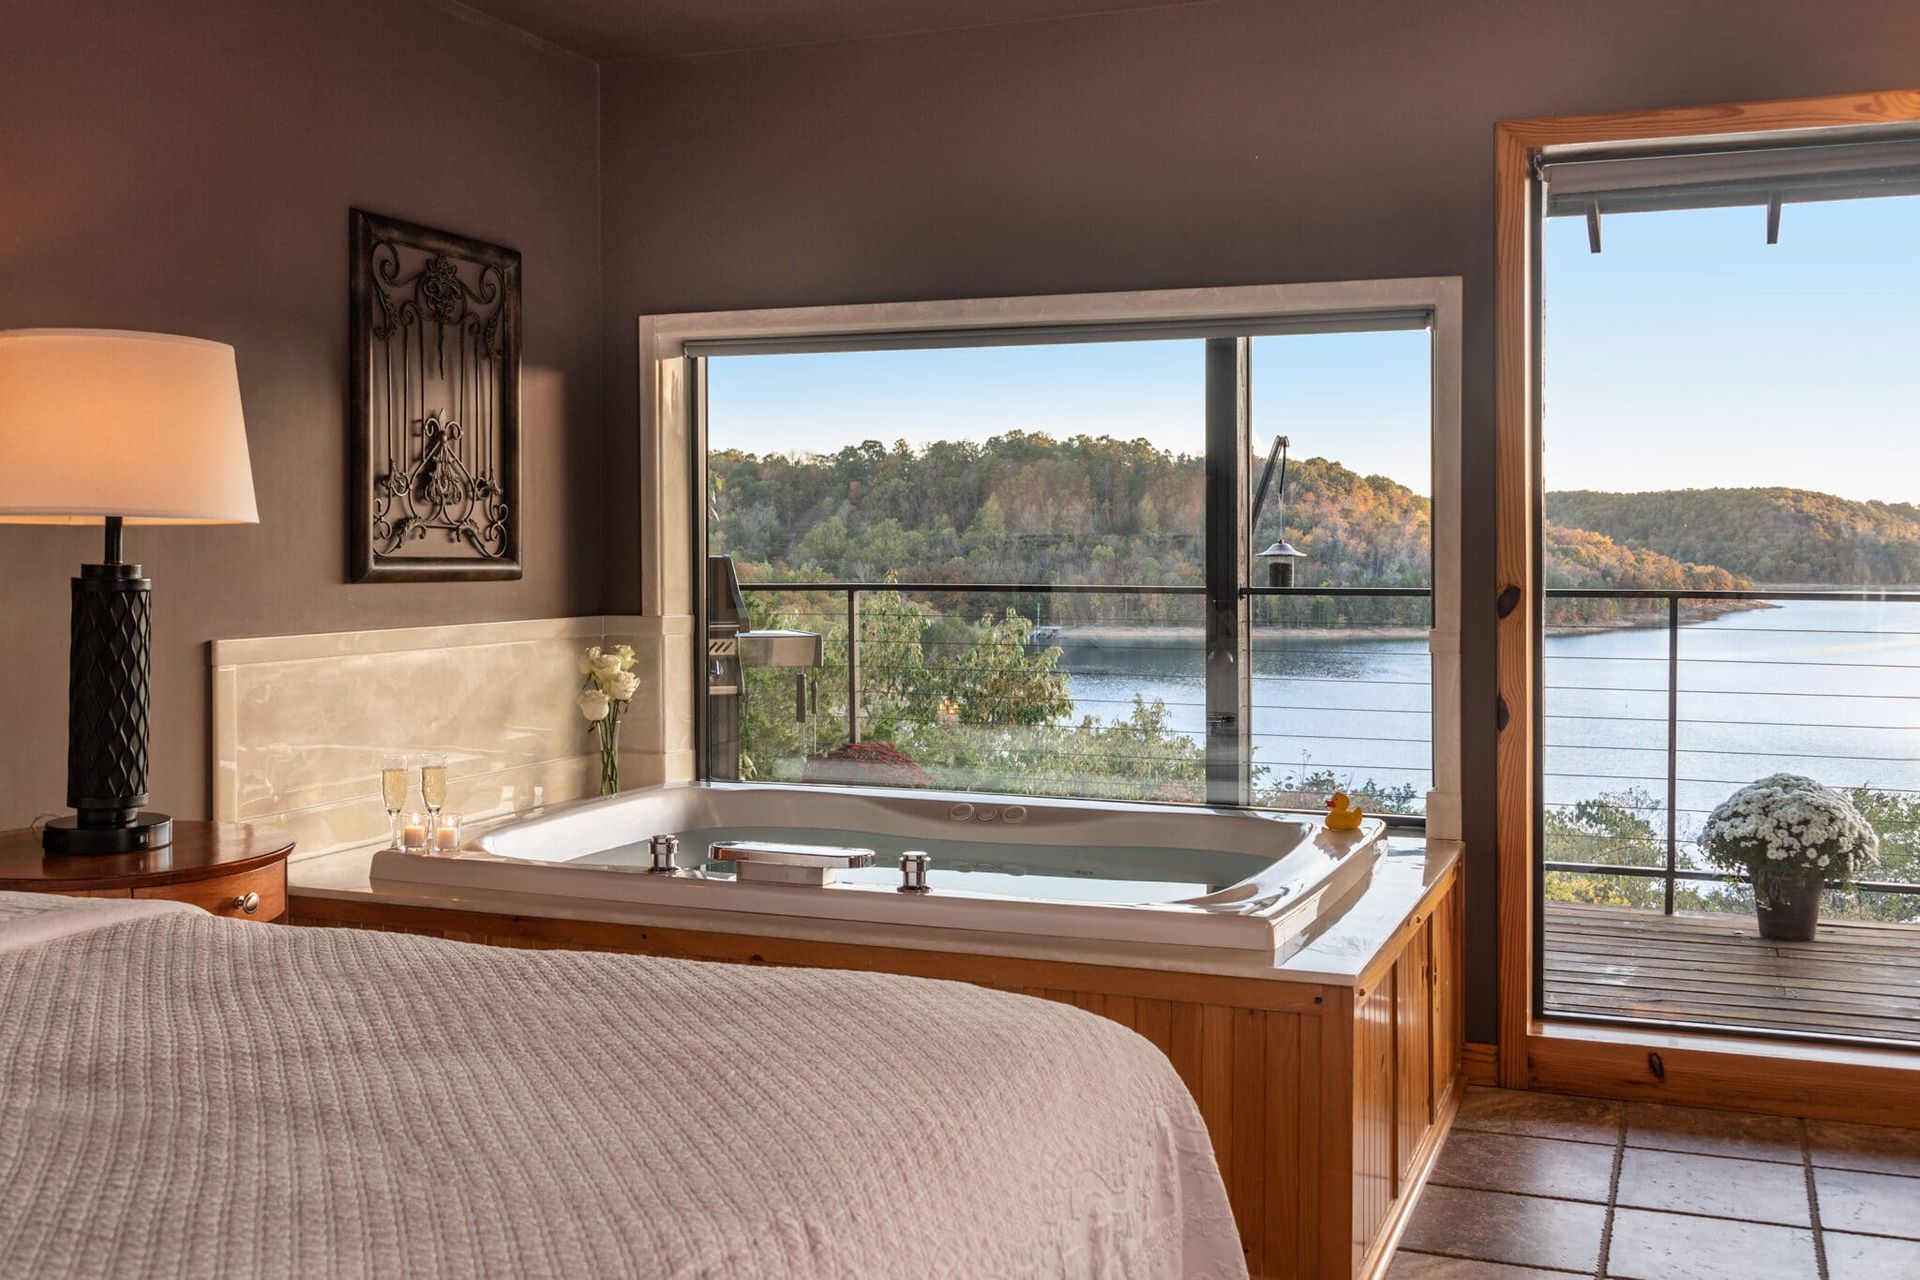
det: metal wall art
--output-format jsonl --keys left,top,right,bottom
{"left": 349, "top": 209, "right": 522, "bottom": 581}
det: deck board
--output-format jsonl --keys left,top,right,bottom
{"left": 1543, "top": 903, "right": 1920, "bottom": 1044}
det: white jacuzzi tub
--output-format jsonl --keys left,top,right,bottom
{"left": 369, "top": 782, "right": 1387, "bottom": 956}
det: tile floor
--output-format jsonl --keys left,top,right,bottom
{"left": 1388, "top": 1087, "right": 1920, "bottom": 1280}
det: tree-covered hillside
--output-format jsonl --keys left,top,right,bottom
{"left": 711, "top": 433, "right": 1205, "bottom": 588}
{"left": 1548, "top": 488, "right": 1920, "bottom": 587}
{"left": 711, "top": 434, "right": 1743, "bottom": 612}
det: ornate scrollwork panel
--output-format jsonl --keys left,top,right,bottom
{"left": 350, "top": 209, "right": 521, "bottom": 582}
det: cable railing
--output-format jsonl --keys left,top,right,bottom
{"left": 733, "top": 579, "right": 1434, "bottom": 808}
{"left": 731, "top": 580, "right": 1920, "bottom": 916}
{"left": 1542, "top": 586, "right": 1920, "bottom": 915}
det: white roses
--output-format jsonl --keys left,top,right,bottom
{"left": 578, "top": 644, "right": 638, "bottom": 798}
{"left": 579, "top": 644, "right": 634, "bottom": 678}
{"left": 577, "top": 644, "right": 640, "bottom": 725}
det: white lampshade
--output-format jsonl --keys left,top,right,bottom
{"left": 0, "top": 329, "right": 258, "bottom": 524}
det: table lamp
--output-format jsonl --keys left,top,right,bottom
{"left": 0, "top": 330, "right": 258, "bottom": 854}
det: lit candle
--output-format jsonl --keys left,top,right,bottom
{"left": 432, "top": 813, "right": 462, "bottom": 853}
{"left": 401, "top": 813, "right": 428, "bottom": 850}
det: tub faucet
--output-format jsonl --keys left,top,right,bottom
{"left": 710, "top": 840, "right": 875, "bottom": 887}
{"left": 898, "top": 851, "right": 931, "bottom": 894}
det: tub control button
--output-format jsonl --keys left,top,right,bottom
{"left": 648, "top": 834, "right": 680, "bottom": 874}
{"left": 947, "top": 803, "right": 974, "bottom": 821}
{"left": 898, "top": 851, "right": 932, "bottom": 894}
{"left": 1002, "top": 806, "right": 1027, "bottom": 825}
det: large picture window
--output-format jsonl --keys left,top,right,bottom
{"left": 685, "top": 298, "right": 1450, "bottom": 821}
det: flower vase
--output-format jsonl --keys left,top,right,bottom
{"left": 598, "top": 715, "right": 621, "bottom": 797}
{"left": 1755, "top": 866, "right": 1824, "bottom": 942}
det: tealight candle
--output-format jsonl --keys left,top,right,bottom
{"left": 400, "top": 812, "right": 429, "bottom": 850}
{"left": 432, "top": 813, "right": 462, "bottom": 853}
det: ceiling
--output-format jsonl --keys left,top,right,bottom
{"left": 456, "top": 0, "right": 1204, "bottom": 62}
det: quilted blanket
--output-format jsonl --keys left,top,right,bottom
{"left": 0, "top": 891, "right": 1244, "bottom": 1278}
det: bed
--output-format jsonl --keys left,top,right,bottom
{"left": 0, "top": 891, "right": 1245, "bottom": 1278}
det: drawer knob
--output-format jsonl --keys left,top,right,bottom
{"left": 234, "top": 891, "right": 261, "bottom": 914}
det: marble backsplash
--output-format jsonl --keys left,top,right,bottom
{"left": 212, "top": 615, "right": 688, "bottom": 859}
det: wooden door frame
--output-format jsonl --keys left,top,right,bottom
{"left": 1494, "top": 89, "right": 1920, "bottom": 1093}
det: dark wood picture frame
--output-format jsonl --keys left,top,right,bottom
{"left": 349, "top": 208, "right": 522, "bottom": 582}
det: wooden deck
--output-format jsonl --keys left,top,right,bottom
{"left": 1544, "top": 903, "right": 1920, "bottom": 1045}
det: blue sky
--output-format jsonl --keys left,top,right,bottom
{"left": 1544, "top": 194, "right": 1920, "bottom": 504}
{"left": 707, "top": 332, "right": 1435, "bottom": 495}
{"left": 707, "top": 191, "right": 1920, "bottom": 506}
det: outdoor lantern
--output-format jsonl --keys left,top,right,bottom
{"left": 1259, "top": 540, "right": 1306, "bottom": 588}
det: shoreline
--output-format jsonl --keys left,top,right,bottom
{"left": 1543, "top": 597, "right": 1773, "bottom": 635}
{"left": 1030, "top": 625, "right": 1428, "bottom": 645}
{"left": 1030, "top": 601, "right": 1774, "bottom": 648}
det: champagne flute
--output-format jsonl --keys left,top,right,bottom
{"left": 421, "top": 757, "right": 449, "bottom": 827}
{"left": 380, "top": 758, "right": 409, "bottom": 851}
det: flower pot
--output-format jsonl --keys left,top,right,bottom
{"left": 1755, "top": 867, "right": 1825, "bottom": 942}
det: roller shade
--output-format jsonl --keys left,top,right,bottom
{"left": 1541, "top": 136, "right": 1920, "bottom": 217}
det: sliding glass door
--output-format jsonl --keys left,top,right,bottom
{"left": 1533, "top": 133, "right": 1920, "bottom": 1045}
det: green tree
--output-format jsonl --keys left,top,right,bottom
{"left": 1536, "top": 787, "right": 1920, "bottom": 923}
{"left": 944, "top": 610, "right": 1072, "bottom": 727}
{"left": 1542, "top": 790, "right": 1712, "bottom": 912}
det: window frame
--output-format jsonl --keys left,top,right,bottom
{"left": 635, "top": 280, "right": 1463, "bottom": 834}
{"left": 1493, "top": 89, "right": 1920, "bottom": 1094}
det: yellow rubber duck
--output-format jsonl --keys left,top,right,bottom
{"left": 1325, "top": 791, "right": 1365, "bottom": 831}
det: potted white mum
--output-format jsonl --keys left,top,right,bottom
{"left": 1698, "top": 773, "right": 1878, "bottom": 941}
{"left": 578, "top": 644, "right": 640, "bottom": 795}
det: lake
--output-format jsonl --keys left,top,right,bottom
{"left": 1057, "top": 598, "right": 1920, "bottom": 833}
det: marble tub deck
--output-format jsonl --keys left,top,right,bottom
{"left": 291, "top": 836, "right": 1460, "bottom": 989}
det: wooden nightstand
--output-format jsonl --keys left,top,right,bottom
{"left": 0, "top": 821, "right": 295, "bottom": 922}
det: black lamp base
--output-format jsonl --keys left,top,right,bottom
{"left": 42, "top": 812, "right": 174, "bottom": 856}
{"left": 48, "top": 518, "right": 168, "bottom": 859}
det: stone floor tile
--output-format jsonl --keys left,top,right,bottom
{"left": 1624, "top": 1101, "right": 1803, "bottom": 1164}
{"left": 1384, "top": 1251, "right": 1586, "bottom": 1278}
{"left": 1454, "top": 1086, "right": 1622, "bottom": 1144}
{"left": 1824, "top": 1230, "right": 1920, "bottom": 1279}
{"left": 1606, "top": 1208, "right": 1818, "bottom": 1280}
{"left": 1429, "top": 1129, "right": 1617, "bottom": 1202}
{"left": 1807, "top": 1119, "right": 1920, "bottom": 1177}
{"left": 1615, "top": 1146, "right": 1811, "bottom": 1226}
{"left": 1396, "top": 1185, "right": 1605, "bottom": 1274}
{"left": 1814, "top": 1166, "right": 1920, "bottom": 1239}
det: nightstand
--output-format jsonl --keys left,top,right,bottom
{"left": 0, "top": 820, "right": 295, "bottom": 922}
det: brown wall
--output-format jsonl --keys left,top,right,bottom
{"left": 0, "top": 0, "right": 605, "bottom": 827}
{"left": 596, "top": 0, "right": 1920, "bottom": 1041}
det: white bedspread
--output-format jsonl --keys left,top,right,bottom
{"left": 0, "top": 891, "right": 1244, "bottom": 1278}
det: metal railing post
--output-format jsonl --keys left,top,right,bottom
{"left": 847, "top": 588, "right": 862, "bottom": 743}
{"left": 1665, "top": 594, "right": 1679, "bottom": 916}
{"left": 1202, "top": 337, "right": 1251, "bottom": 807}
